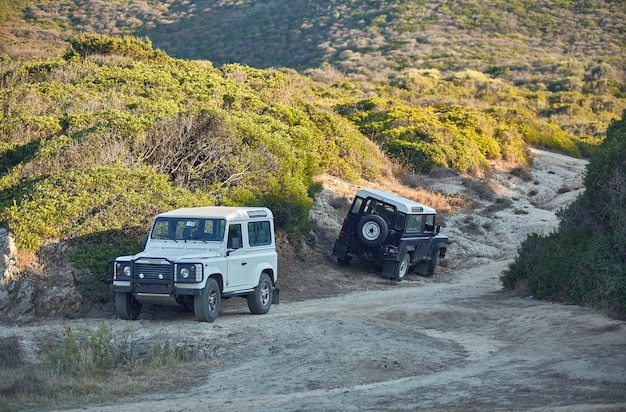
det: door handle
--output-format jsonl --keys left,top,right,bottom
{"left": 241, "top": 262, "right": 247, "bottom": 266}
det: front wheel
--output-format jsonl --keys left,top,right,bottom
{"left": 247, "top": 273, "right": 273, "bottom": 315}
{"left": 194, "top": 278, "right": 221, "bottom": 322}
{"left": 395, "top": 253, "right": 411, "bottom": 281}
{"left": 115, "top": 292, "right": 142, "bottom": 320}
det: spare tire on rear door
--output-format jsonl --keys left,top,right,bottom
{"left": 356, "top": 215, "right": 389, "bottom": 247}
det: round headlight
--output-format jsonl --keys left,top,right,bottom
{"left": 123, "top": 265, "right": 131, "bottom": 277}
{"left": 180, "top": 267, "right": 190, "bottom": 279}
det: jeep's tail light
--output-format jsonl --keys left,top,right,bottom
{"left": 339, "top": 219, "right": 349, "bottom": 238}
{"left": 386, "top": 245, "right": 399, "bottom": 258}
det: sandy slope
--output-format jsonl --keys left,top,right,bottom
{"left": 6, "top": 148, "right": 626, "bottom": 411}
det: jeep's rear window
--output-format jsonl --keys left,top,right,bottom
{"left": 151, "top": 218, "right": 226, "bottom": 241}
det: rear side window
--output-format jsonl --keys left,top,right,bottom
{"left": 405, "top": 215, "right": 423, "bottom": 234}
{"left": 395, "top": 213, "right": 406, "bottom": 231}
{"left": 248, "top": 221, "right": 272, "bottom": 246}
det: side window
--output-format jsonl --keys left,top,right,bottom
{"left": 248, "top": 221, "right": 271, "bottom": 246}
{"left": 227, "top": 224, "right": 242, "bottom": 249}
{"left": 405, "top": 215, "right": 423, "bottom": 234}
{"left": 424, "top": 215, "right": 435, "bottom": 233}
{"left": 350, "top": 197, "right": 364, "bottom": 215}
{"left": 395, "top": 213, "right": 406, "bottom": 231}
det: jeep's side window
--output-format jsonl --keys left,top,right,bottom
{"left": 248, "top": 221, "right": 271, "bottom": 246}
{"left": 405, "top": 215, "right": 423, "bottom": 234}
{"left": 350, "top": 197, "right": 364, "bottom": 214}
{"left": 424, "top": 215, "right": 435, "bottom": 233}
{"left": 395, "top": 213, "right": 406, "bottom": 231}
{"left": 227, "top": 224, "right": 242, "bottom": 249}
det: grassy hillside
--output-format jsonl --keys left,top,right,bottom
{"left": 2, "top": 0, "right": 624, "bottom": 139}
{"left": 0, "top": 34, "right": 387, "bottom": 294}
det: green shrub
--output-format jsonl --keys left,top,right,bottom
{"left": 63, "top": 33, "right": 169, "bottom": 64}
{"left": 503, "top": 111, "right": 626, "bottom": 317}
{"left": 0, "top": 165, "right": 214, "bottom": 252}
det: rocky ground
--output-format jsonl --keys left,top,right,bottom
{"left": 2, "top": 148, "right": 626, "bottom": 411}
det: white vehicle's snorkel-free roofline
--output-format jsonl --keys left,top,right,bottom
{"left": 157, "top": 206, "right": 273, "bottom": 221}
{"left": 356, "top": 189, "right": 436, "bottom": 215}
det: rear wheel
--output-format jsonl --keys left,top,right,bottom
{"left": 247, "top": 273, "right": 273, "bottom": 315}
{"left": 194, "top": 278, "right": 221, "bottom": 322}
{"left": 115, "top": 292, "right": 142, "bottom": 320}
{"left": 395, "top": 253, "right": 411, "bottom": 281}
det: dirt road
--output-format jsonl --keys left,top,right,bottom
{"left": 7, "top": 148, "right": 626, "bottom": 411}
{"left": 46, "top": 258, "right": 626, "bottom": 411}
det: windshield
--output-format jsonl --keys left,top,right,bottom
{"left": 151, "top": 217, "right": 226, "bottom": 241}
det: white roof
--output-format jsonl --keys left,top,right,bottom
{"left": 156, "top": 206, "right": 273, "bottom": 221}
{"left": 356, "top": 189, "right": 436, "bottom": 215}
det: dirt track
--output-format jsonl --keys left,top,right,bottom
{"left": 39, "top": 148, "right": 626, "bottom": 412}
{"left": 40, "top": 258, "right": 626, "bottom": 412}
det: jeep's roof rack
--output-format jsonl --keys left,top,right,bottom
{"left": 356, "top": 189, "right": 436, "bottom": 215}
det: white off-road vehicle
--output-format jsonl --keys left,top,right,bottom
{"left": 110, "top": 206, "right": 278, "bottom": 322}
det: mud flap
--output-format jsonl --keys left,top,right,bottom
{"left": 272, "top": 287, "right": 280, "bottom": 304}
{"left": 332, "top": 240, "right": 349, "bottom": 259}
{"left": 381, "top": 260, "right": 398, "bottom": 278}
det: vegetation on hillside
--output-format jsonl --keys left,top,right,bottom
{"left": 501, "top": 111, "right": 626, "bottom": 317}
{"left": 0, "top": 34, "right": 385, "bottom": 291}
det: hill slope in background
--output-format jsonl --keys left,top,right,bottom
{"left": 3, "top": 0, "right": 624, "bottom": 140}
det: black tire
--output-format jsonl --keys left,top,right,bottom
{"left": 115, "top": 292, "right": 142, "bottom": 320}
{"left": 395, "top": 253, "right": 411, "bottom": 281}
{"left": 247, "top": 273, "right": 273, "bottom": 315}
{"left": 194, "top": 278, "right": 221, "bottom": 322}
{"left": 427, "top": 252, "right": 440, "bottom": 276}
{"left": 356, "top": 215, "right": 389, "bottom": 247}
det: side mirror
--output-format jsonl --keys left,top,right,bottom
{"left": 435, "top": 224, "right": 441, "bottom": 235}
{"left": 142, "top": 235, "right": 149, "bottom": 249}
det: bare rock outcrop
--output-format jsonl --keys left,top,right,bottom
{"left": 0, "top": 228, "right": 83, "bottom": 323}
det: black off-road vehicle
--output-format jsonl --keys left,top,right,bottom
{"left": 332, "top": 189, "right": 448, "bottom": 281}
